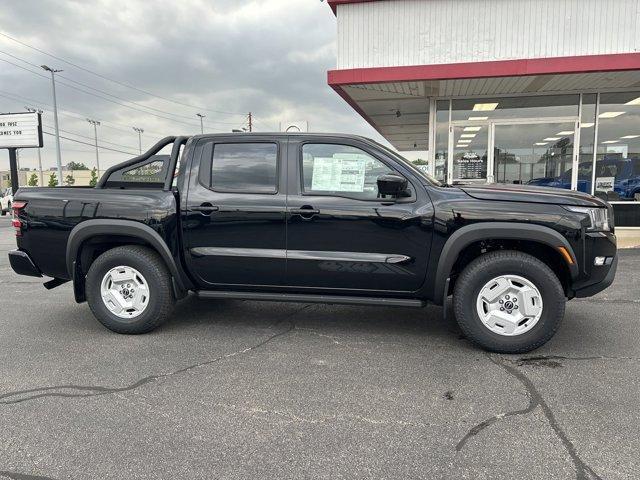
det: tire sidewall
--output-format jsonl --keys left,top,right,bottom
{"left": 86, "top": 249, "right": 167, "bottom": 332}
{"left": 455, "top": 254, "right": 564, "bottom": 351}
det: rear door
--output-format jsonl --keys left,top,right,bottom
{"left": 183, "top": 135, "right": 287, "bottom": 287}
{"left": 284, "top": 137, "right": 434, "bottom": 293}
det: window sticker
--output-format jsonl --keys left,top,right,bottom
{"left": 311, "top": 155, "right": 366, "bottom": 192}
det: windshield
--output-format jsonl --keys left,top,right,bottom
{"left": 373, "top": 141, "right": 443, "bottom": 186}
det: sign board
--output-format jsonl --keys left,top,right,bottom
{"left": 456, "top": 152, "right": 485, "bottom": 180}
{"left": 595, "top": 176, "right": 615, "bottom": 193}
{"left": 0, "top": 112, "right": 43, "bottom": 148}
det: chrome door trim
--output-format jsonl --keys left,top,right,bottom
{"left": 190, "top": 247, "right": 411, "bottom": 264}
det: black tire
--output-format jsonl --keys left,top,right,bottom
{"left": 452, "top": 250, "right": 565, "bottom": 354}
{"left": 0, "top": 208, "right": 6, "bottom": 216}
{"left": 85, "top": 245, "right": 176, "bottom": 334}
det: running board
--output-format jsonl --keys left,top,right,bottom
{"left": 195, "top": 290, "right": 426, "bottom": 307}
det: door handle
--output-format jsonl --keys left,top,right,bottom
{"left": 190, "top": 204, "right": 219, "bottom": 213}
{"left": 289, "top": 205, "right": 319, "bottom": 219}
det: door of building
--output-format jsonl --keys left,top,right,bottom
{"left": 447, "top": 122, "right": 491, "bottom": 184}
{"left": 447, "top": 117, "right": 579, "bottom": 188}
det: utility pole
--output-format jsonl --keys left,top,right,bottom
{"left": 25, "top": 107, "right": 44, "bottom": 185}
{"left": 87, "top": 119, "right": 101, "bottom": 175}
{"left": 133, "top": 127, "right": 144, "bottom": 153}
{"left": 248, "top": 112, "right": 252, "bottom": 132}
{"left": 41, "top": 65, "right": 63, "bottom": 186}
{"left": 196, "top": 113, "right": 205, "bottom": 134}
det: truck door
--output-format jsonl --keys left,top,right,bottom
{"left": 183, "top": 136, "right": 287, "bottom": 287}
{"left": 284, "top": 137, "right": 433, "bottom": 293}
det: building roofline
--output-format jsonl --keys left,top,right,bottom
{"left": 328, "top": 53, "right": 640, "bottom": 86}
{"left": 327, "top": 0, "right": 381, "bottom": 15}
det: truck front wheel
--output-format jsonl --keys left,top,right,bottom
{"left": 85, "top": 245, "right": 176, "bottom": 334}
{"left": 452, "top": 250, "right": 565, "bottom": 353}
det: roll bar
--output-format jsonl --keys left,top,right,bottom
{"left": 96, "top": 136, "right": 189, "bottom": 189}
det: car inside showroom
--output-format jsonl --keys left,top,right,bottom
{"left": 327, "top": 0, "right": 640, "bottom": 226}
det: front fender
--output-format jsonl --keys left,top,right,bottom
{"left": 433, "top": 222, "right": 579, "bottom": 305}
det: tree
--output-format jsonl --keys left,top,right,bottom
{"left": 27, "top": 173, "right": 38, "bottom": 186}
{"left": 47, "top": 173, "right": 58, "bottom": 187}
{"left": 67, "top": 161, "right": 89, "bottom": 171}
{"left": 65, "top": 174, "right": 76, "bottom": 186}
{"left": 89, "top": 167, "right": 98, "bottom": 187}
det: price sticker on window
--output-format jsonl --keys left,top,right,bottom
{"left": 311, "top": 156, "right": 366, "bottom": 192}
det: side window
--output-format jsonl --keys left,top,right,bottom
{"left": 210, "top": 143, "right": 278, "bottom": 193}
{"left": 122, "top": 160, "right": 165, "bottom": 182}
{"left": 301, "top": 143, "right": 394, "bottom": 200}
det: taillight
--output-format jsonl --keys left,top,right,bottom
{"left": 11, "top": 201, "right": 27, "bottom": 237}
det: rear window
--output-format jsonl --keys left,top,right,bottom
{"left": 209, "top": 143, "right": 278, "bottom": 193}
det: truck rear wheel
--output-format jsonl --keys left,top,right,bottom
{"left": 452, "top": 250, "right": 565, "bottom": 353}
{"left": 85, "top": 245, "right": 176, "bottom": 334}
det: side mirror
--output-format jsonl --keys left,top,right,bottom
{"left": 377, "top": 173, "right": 408, "bottom": 198}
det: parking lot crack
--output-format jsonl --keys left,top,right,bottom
{"left": 0, "top": 471, "right": 57, "bottom": 480}
{"left": 0, "top": 305, "right": 309, "bottom": 407}
{"left": 456, "top": 355, "right": 603, "bottom": 480}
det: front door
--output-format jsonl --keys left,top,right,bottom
{"left": 284, "top": 138, "right": 433, "bottom": 293}
{"left": 183, "top": 136, "right": 287, "bottom": 287}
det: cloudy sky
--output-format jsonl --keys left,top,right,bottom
{"left": 0, "top": 0, "right": 402, "bottom": 173}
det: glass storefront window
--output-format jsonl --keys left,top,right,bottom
{"left": 434, "top": 100, "right": 449, "bottom": 182}
{"left": 451, "top": 94, "right": 580, "bottom": 121}
{"left": 494, "top": 121, "right": 575, "bottom": 187}
{"left": 594, "top": 92, "right": 640, "bottom": 202}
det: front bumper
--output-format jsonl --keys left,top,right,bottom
{"left": 573, "top": 254, "right": 617, "bottom": 298}
{"left": 8, "top": 250, "right": 42, "bottom": 277}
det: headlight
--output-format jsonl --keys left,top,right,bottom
{"left": 563, "top": 206, "right": 610, "bottom": 231}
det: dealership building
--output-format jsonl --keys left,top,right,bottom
{"left": 327, "top": 0, "right": 640, "bottom": 226}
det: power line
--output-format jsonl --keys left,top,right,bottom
{"left": 0, "top": 55, "right": 229, "bottom": 130}
{"left": 42, "top": 131, "right": 138, "bottom": 155}
{"left": 0, "top": 30, "right": 247, "bottom": 116}
{"left": 0, "top": 89, "right": 166, "bottom": 137}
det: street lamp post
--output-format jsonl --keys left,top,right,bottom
{"left": 41, "top": 65, "right": 63, "bottom": 186}
{"left": 24, "top": 107, "right": 44, "bottom": 186}
{"left": 196, "top": 113, "right": 205, "bottom": 134}
{"left": 133, "top": 127, "right": 144, "bottom": 154}
{"left": 87, "top": 119, "right": 101, "bottom": 175}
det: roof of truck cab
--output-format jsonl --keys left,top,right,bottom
{"left": 192, "top": 132, "right": 374, "bottom": 141}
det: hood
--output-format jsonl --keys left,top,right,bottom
{"left": 460, "top": 183, "right": 608, "bottom": 207}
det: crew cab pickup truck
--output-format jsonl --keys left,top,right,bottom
{"left": 8, "top": 133, "right": 617, "bottom": 353}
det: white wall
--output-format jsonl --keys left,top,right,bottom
{"left": 336, "top": 0, "right": 640, "bottom": 69}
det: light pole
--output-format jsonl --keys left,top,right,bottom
{"left": 196, "top": 113, "right": 205, "bottom": 134}
{"left": 87, "top": 119, "right": 101, "bottom": 175}
{"left": 25, "top": 107, "right": 44, "bottom": 186}
{"left": 133, "top": 127, "right": 144, "bottom": 154}
{"left": 41, "top": 65, "right": 63, "bottom": 186}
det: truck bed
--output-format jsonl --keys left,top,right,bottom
{"left": 15, "top": 187, "right": 179, "bottom": 280}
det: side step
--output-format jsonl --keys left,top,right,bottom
{"left": 195, "top": 290, "right": 426, "bottom": 308}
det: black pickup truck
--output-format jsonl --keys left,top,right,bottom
{"left": 8, "top": 133, "right": 617, "bottom": 353}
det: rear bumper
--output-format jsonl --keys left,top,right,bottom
{"left": 8, "top": 250, "right": 42, "bottom": 277}
{"left": 573, "top": 254, "right": 617, "bottom": 298}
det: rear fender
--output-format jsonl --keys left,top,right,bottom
{"left": 66, "top": 219, "right": 191, "bottom": 302}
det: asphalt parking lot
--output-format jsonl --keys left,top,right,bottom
{"left": 0, "top": 218, "right": 638, "bottom": 480}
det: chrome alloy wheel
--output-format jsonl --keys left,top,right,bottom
{"left": 475, "top": 275, "right": 543, "bottom": 336}
{"left": 100, "top": 266, "right": 150, "bottom": 319}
